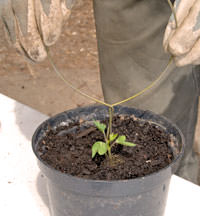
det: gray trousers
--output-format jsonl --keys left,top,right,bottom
{"left": 93, "top": 0, "right": 200, "bottom": 184}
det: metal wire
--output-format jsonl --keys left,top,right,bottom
{"left": 47, "top": 0, "right": 177, "bottom": 109}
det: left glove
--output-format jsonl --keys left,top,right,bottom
{"left": 163, "top": 0, "right": 200, "bottom": 66}
{"left": 0, "top": 0, "right": 75, "bottom": 62}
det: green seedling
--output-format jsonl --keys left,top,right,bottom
{"left": 92, "top": 120, "right": 136, "bottom": 160}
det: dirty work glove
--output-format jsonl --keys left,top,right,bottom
{"left": 163, "top": 0, "right": 200, "bottom": 66}
{"left": 0, "top": 0, "right": 75, "bottom": 62}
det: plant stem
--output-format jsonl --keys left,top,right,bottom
{"left": 110, "top": 141, "right": 117, "bottom": 149}
{"left": 109, "top": 106, "right": 114, "bottom": 135}
{"left": 107, "top": 146, "right": 112, "bottom": 160}
{"left": 103, "top": 132, "right": 108, "bottom": 143}
{"left": 106, "top": 106, "right": 114, "bottom": 160}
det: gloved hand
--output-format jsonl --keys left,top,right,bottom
{"left": 0, "top": 0, "right": 75, "bottom": 62}
{"left": 163, "top": 0, "right": 200, "bottom": 66}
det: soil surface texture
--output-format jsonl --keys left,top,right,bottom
{"left": 37, "top": 115, "right": 174, "bottom": 180}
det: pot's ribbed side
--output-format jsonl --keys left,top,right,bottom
{"left": 32, "top": 105, "right": 184, "bottom": 216}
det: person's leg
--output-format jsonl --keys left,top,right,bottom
{"left": 93, "top": 0, "right": 200, "bottom": 184}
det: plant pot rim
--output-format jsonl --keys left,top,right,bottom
{"left": 32, "top": 104, "right": 185, "bottom": 185}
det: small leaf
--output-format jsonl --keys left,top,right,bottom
{"left": 92, "top": 142, "right": 99, "bottom": 158}
{"left": 116, "top": 135, "right": 126, "bottom": 143}
{"left": 109, "top": 133, "right": 118, "bottom": 142}
{"left": 98, "top": 142, "right": 108, "bottom": 155}
{"left": 121, "top": 141, "right": 136, "bottom": 147}
{"left": 92, "top": 141, "right": 108, "bottom": 158}
{"left": 93, "top": 121, "right": 106, "bottom": 133}
{"left": 116, "top": 135, "right": 136, "bottom": 147}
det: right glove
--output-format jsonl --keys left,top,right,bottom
{"left": 163, "top": 0, "right": 200, "bottom": 66}
{"left": 0, "top": 0, "right": 75, "bottom": 62}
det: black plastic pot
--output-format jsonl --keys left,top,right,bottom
{"left": 32, "top": 105, "right": 184, "bottom": 216}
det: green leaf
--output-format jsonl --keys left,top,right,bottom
{"left": 116, "top": 135, "right": 126, "bottom": 143}
{"left": 92, "top": 141, "right": 108, "bottom": 158}
{"left": 93, "top": 121, "right": 106, "bottom": 133}
{"left": 92, "top": 142, "right": 99, "bottom": 158}
{"left": 98, "top": 142, "right": 108, "bottom": 155}
{"left": 116, "top": 135, "right": 136, "bottom": 147}
{"left": 109, "top": 133, "right": 118, "bottom": 142}
{"left": 121, "top": 141, "right": 136, "bottom": 147}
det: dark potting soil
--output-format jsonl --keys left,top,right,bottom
{"left": 37, "top": 115, "right": 174, "bottom": 180}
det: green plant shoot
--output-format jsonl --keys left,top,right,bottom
{"left": 92, "top": 120, "right": 136, "bottom": 159}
